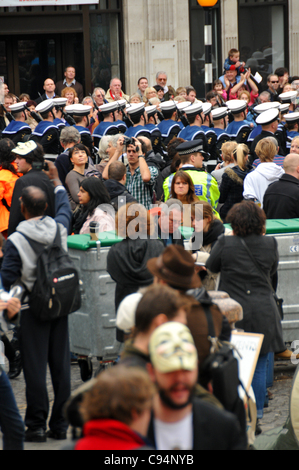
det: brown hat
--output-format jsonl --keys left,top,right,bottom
{"left": 147, "top": 245, "right": 202, "bottom": 290}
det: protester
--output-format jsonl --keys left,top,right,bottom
{"left": 147, "top": 322, "right": 247, "bottom": 450}
{"left": 72, "top": 177, "right": 114, "bottom": 235}
{"left": 119, "top": 284, "right": 189, "bottom": 368}
{"left": 1, "top": 162, "right": 72, "bottom": 443}
{"left": 206, "top": 200, "right": 285, "bottom": 428}
{"left": 74, "top": 366, "right": 155, "bottom": 450}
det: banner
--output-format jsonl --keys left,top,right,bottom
{"left": 0, "top": 0, "right": 98, "bottom": 6}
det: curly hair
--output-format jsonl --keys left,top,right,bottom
{"left": 79, "top": 366, "right": 155, "bottom": 425}
{"left": 226, "top": 200, "right": 266, "bottom": 237}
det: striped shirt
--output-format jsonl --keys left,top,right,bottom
{"left": 252, "top": 155, "right": 285, "bottom": 169}
{"left": 125, "top": 165, "right": 159, "bottom": 210}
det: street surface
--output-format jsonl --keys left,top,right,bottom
{"left": 0, "top": 356, "right": 297, "bottom": 451}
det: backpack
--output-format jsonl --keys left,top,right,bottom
{"left": 22, "top": 224, "right": 81, "bottom": 322}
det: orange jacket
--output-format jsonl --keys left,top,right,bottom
{"left": 0, "top": 167, "right": 20, "bottom": 232}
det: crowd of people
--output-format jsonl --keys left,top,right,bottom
{"left": 0, "top": 54, "right": 298, "bottom": 451}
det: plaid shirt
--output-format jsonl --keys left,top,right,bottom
{"left": 125, "top": 165, "right": 158, "bottom": 210}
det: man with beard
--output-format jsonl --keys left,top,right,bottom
{"left": 146, "top": 322, "right": 247, "bottom": 450}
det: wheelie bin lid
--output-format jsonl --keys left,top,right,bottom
{"left": 67, "top": 231, "right": 124, "bottom": 250}
{"left": 224, "top": 219, "right": 299, "bottom": 235}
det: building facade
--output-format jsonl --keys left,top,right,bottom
{"left": 0, "top": 0, "right": 295, "bottom": 101}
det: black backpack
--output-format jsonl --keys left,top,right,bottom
{"left": 22, "top": 224, "right": 81, "bottom": 322}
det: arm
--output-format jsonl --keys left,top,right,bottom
{"left": 205, "top": 235, "right": 224, "bottom": 274}
{"left": 44, "top": 161, "right": 72, "bottom": 232}
{"left": 229, "top": 73, "right": 246, "bottom": 97}
{"left": 133, "top": 137, "right": 152, "bottom": 183}
{"left": 102, "top": 136, "right": 125, "bottom": 180}
{"left": 7, "top": 177, "right": 25, "bottom": 236}
{"left": 1, "top": 240, "right": 22, "bottom": 292}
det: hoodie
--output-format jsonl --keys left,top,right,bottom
{"left": 243, "top": 162, "right": 284, "bottom": 207}
{"left": 1, "top": 187, "right": 71, "bottom": 292}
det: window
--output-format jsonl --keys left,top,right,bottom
{"left": 90, "top": 13, "right": 120, "bottom": 92}
{"left": 239, "top": 0, "right": 288, "bottom": 89}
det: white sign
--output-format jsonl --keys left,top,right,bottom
{"left": 231, "top": 331, "right": 264, "bottom": 393}
{"left": 0, "top": 0, "right": 98, "bottom": 6}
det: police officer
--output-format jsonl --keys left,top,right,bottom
{"left": 31, "top": 100, "right": 60, "bottom": 158}
{"left": 124, "top": 102, "right": 151, "bottom": 140}
{"left": 1, "top": 102, "right": 32, "bottom": 144}
{"left": 92, "top": 101, "right": 119, "bottom": 149}
{"left": 163, "top": 139, "right": 220, "bottom": 213}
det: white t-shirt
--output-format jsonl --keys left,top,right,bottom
{"left": 154, "top": 412, "right": 193, "bottom": 450}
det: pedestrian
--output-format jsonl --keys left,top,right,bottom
{"left": 206, "top": 200, "right": 285, "bottom": 427}
{"left": 7, "top": 141, "right": 56, "bottom": 236}
{"left": 74, "top": 366, "right": 155, "bottom": 450}
{"left": 1, "top": 161, "right": 73, "bottom": 443}
{"left": 72, "top": 177, "right": 115, "bottom": 234}
{"left": 147, "top": 322, "right": 247, "bottom": 450}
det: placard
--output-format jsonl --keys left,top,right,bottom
{"left": 0, "top": 0, "right": 98, "bottom": 6}
{"left": 231, "top": 331, "right": 264, "bottom": 393}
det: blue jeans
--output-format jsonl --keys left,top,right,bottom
{"left": 252, "top": 354, "right": 268, "bottom": 420}
{"left": 0, "top": 368, "right": 24, "bottom": 450}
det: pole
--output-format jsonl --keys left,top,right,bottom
{"left": 204, "top": 7, "right": 213, "bottom": 97}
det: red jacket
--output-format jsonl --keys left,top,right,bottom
{"left": 75, "top": 419, "right": 147, "bottom": 450}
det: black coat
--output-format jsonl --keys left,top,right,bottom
{"left": 147, "top": 397, "right": 247, "bottom": 450}
{"left": 219, "top": 165, "right": 250, "bottom": 222}
{"left": 263, "top": 174, "right": 299, "bottom": 219}
{"left": 106, "top": 237, "right": 164, "bottom": 311}
{"left": 206, "top": 234, "right": 285, "bottom": 355}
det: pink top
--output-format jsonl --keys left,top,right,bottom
{"left": 79, "top": 206, "right": 115, "bottom": 235}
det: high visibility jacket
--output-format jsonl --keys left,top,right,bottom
{"left": 163, "top": 165, "right": 220, "bottom": 212}
{"left": 0, "top": 167, "right": 19, "bottom": 232}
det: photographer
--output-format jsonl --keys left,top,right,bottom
{"left": 7, "top": 141, "right": 56, "bottom": 236}
{"left": 102, "top": 135, "right": 158, "bottom": 210}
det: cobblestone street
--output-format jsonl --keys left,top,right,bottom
{"left": 0, "top": 356, "right": 298, "bottom": 450}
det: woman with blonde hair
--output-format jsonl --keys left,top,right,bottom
{"left": 211, "top": 140, "right": 238, "bottom": 186}
{"left": 243, "top": 137, "right": 284, "bottom": 207}
{"left": 144, "top": 87, "right": 158, "bottom": 104}
{"left": 219, "top": 143, "right": 251, "bottom": 221}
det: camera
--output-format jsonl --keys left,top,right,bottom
{"left": 32, "top": 161, "right": 49, "bottom": 172}
{"left": 123, "top": 136, "right": 134, "bottom": 147}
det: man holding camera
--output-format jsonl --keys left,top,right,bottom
{"left": 102, "top": 135, "right": 158, "bottom": 210}
{"left": 7, "top": 141, "right": 56, "bottom": 236}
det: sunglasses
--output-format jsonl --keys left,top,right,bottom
{"left": 270, "top": 81, "right": 279, "bottom": 84}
